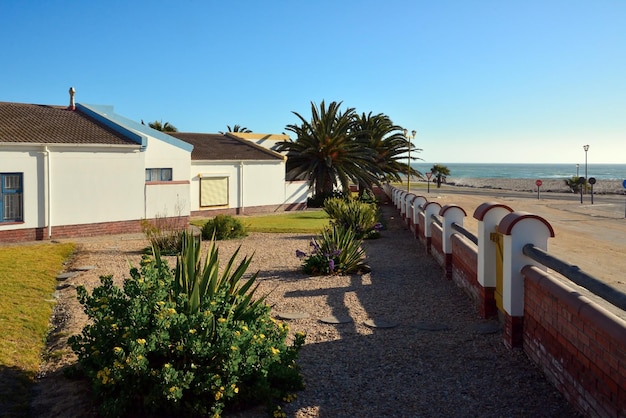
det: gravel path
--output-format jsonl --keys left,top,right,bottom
{"left": 33, "top": 203, "right": 579, "bottom": 417}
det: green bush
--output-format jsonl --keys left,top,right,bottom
{"left": 564, "top": 176, "right": 590, "bottom": 194}
{"left": 323, "top": 197, "right": 382, "bottom": 239}
{"left": 356, "top": 188, "right": 378, "bottom": 204}
{"left": 297, "top": 224, "right": 370, "bottom": 275}
{"left": 68, "top": 233, "right": 304, "bottom": 417}
{"left": 202, "top": 215, "right": 247, "bottom": 240}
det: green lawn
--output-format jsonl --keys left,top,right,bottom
{"left": 192, "top": 209, "right": 331, "bottom": 233}
{"left": 0, "top": 242, "right": 75, "bottom": 417}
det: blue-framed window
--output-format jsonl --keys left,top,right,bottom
{"left": 1, "top": 173, "right": 23, "bottom": 222}
{"left": 145, "top": 168, "right": 173, "bottom": 182}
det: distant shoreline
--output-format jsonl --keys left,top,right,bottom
{"left": 426, "top": 178, "right": 625, "bottom": 195}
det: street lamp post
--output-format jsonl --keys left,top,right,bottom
{"left": 404, "top": 129, "right": 416, "bottom": 192}
{"left": 583, "top": 145, "right": 589, "bottom": 193}
{"left": 576, "top": 164, "right": 579, "bottom": 177}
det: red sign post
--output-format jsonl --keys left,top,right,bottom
{"left": 535, "top": 179, "right": 542, "bottom": 199}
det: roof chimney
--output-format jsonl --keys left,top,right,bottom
{"left": 68, "top": 87, "right": 76, "bottom": 110}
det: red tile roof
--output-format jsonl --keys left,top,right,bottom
{"left": 0, "top": 101, "right": 140, "bottom": 146}
{"left": 168, "top": 132, "right": 283, "bottom": 161}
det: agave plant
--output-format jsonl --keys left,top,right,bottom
{"left": 298, "top": 224, "right": 369, "bottom": 275}
{"left": 167, "top": 231, "right": 265, "bottom": 318}
{"left": 323, "top": 197, "right": 381, "bottom": 239}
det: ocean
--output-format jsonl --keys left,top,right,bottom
{"left": 411, "top": 163, "right": 626, "bottom": 181}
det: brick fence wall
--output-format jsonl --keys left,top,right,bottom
{"left": 523, "top": 265, "right": 626, "bottom": 417}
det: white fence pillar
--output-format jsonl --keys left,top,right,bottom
{"left": 440, "top": 205, "right": 467, "bottom": 278}
{"left": 473, "top": 202, "right": 513, "bottom": 288}
{"left": 498, "top": 211, "right": 555, "bottom": 348}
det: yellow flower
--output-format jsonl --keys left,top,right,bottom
{"left": 214, "top": 386, "right": 225, "bottom": 400}
{"left": 188, "top": 329, "right": 197, "bottom": 334}
{"left": 259, "top": 333, "right": 265, "bottom": 339}
{"left": 111, "top": 323, "right": 118, "bottom": 330}
{"left": 167, "top": 308, "right": 177, "bottom": 315}
{"left": 136, "top": 338, "right": 146, "bottom": 345}
{"left": 96, "top": 367, "right": 112, "bottom": 385}
{"left": 169, "top": 386, "right": 177, "bottom": 393}
{"left": 217, "top": 317, "right": 226, "bottom": 323}
{"left": 113, "top": 346, "right": 123, "bottom": 355}
{"left": 164, "top": 363, "right": 171, "bottom": 369}
{"left": 241, "top": 325, "right": 248, "bottom": 332}
{"left": 271, "top": 347, "right": 280, "bottom": 355}
{"left": 273, "top": 406, "right": 286, "bottom": 418}
{"left": 230, "top": 345, "right": 238, "bottom": 351}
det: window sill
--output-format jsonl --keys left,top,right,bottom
{"left": 145, "top": 180, "right": 190, "bottom": 185}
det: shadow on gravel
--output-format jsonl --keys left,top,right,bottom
{"left": 279, "top": 203, "right": 580, "bottom": 417}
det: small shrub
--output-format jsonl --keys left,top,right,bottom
{"left": 297, "top": 224, "right": 369, "bottom": 275}
{"left": 357, "top": 188, "right": 378, "bottom": 204}
{"left": 69, "top": 233, "right": 304, "bottom": 417}
{"left": 564, "top": 176, "right": 590, "bottom": 194}
{"left": 141, "top": 214, "right": 186, "bottom": 255}
{"left": 323, "top": 197, "right": 382, "bottom": 239}
{"left": 202, "top": 215, "right": 247, "bottom": 240}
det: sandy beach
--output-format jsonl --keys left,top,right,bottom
{"left": 447, "top": 177, "right": 625, "bottom": 194}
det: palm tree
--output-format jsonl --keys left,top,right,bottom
{"left": 147, "top": 120, "right": 178, "bottom": 132}
{"left": 352, "top": 112, "right": 422, "bottom": 192}
{"left": 220, "top": 125, "right": 252, "bottom": 134}
{"left": 276, "top": 101, "right": 378, "bottom": 201}
{"left": 430, "top": 164, "right": 450, "bottom": 188}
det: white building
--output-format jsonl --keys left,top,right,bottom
{"left": 0, "top": 94, "right": 307, "bottom": 242}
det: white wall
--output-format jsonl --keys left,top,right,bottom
{"left": 0, "top": 145, "right": 145, "bottom": 232}
{"left": 143, "top": 135, "right": 192, "bottom": 218}
{"left": 285, "top": 181, "right": 310, "bottom": 204}
{"left": 144, "top": 136, "right": 191, "bottom": 182}
{"left": 145, "top": 182, "right": 190, "bottom": 219}
{"left": 241, "top": 161, "right": 285, "bottom": 207}
{"left": 0, "top": 146, "right": 45, "bottom": 231}
{"left": 190, "top": 160, "right": 292, "bottom": 212}
{"left": 48, "top": 146, "right": 145, "bottom": 225}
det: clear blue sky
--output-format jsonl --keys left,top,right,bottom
{"left": 2, "top": 0, "right": 625, "bottom": 164}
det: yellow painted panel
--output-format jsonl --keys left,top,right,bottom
{"left": 200, "top": 177, "right": 228, "bottom": 207}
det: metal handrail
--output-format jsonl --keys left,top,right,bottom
{"left": 430, "top": 214, "right": 442, "bottom": 227}
{"left": 523, "top": 244, "right": 626, "bottom": 311}
{"left": 451, "top": 222, "right": 478, "bottom": 245}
